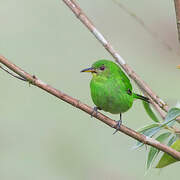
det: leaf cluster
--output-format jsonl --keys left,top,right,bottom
{"left": 136, "top": 103, "right": 180, "bottom": 170}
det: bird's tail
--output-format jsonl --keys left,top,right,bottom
{"left": 133, "top": 93, "right": 150, "bottom": 103}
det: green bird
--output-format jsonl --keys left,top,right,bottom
{"left": 81, "top": 59, "right": 149, "bottom": 134}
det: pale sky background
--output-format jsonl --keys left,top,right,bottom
{"left": 0, "top": 0, "right": 179, "bottom": 180}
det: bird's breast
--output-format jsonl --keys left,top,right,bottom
{"left": 90, "top": 78, "right": 133, "bottom": 114}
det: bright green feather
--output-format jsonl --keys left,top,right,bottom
{"left": 82, "top": 59, "right": 149, "bottom": 115}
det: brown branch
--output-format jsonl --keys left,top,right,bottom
{"left": 0, "top": 55, "right": 180, "bottom": 160}
{"left": 62, "top": 0, "right": 168, "bottom": 113}
{"left": 61, "top": 0, "right": 180, "bottom": 126}
{"left": 174, "top": 0, "right": 180, "bottom": 43}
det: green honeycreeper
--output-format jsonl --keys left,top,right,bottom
{"left": 81, "top": 60, "right": 149, "bottom": 133}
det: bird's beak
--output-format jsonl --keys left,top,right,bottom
{"left": 80, "top": 67, "right": 96, "bottom": 73}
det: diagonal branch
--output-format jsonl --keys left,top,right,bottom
{"left": 0, "top": 55, "right": 180, "bottom": 160}
{"left": 62, "top": 0, "right": 168, "bottom": 113}
{"left": 174, "top": 0, "right": 180, "bottom": 43}
{"left": 62, "top": 0, "right": 180, "bottom": 125}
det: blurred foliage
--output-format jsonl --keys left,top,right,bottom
{"left": 143, "top": 101, "right": 160, "bottom": 123}
{"left": 156, "top": 139, "right": 180, "bottom": 168}
{"left": 137, "top": 106, "right": 180, "bottom": 170}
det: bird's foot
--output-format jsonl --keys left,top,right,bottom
{"left": 91, "top": 107, "right": 99, "bottom": 118}
{"left": 112, "top": 120, "right": 122, "bottom": 135}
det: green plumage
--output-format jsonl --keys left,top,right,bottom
{"left": 81, "top": 59, "right": 149, "bottom": 126}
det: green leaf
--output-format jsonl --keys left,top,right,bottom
{"left": 163, "top": 107, "right": 180, "bottom": 126}
{"left": 134, "top": 124, "right": 160, "bottom": 149}
{"left": 152, "top": 108, "right": 180, "bottom": 131}
{"left": 156, "top": 132, "right": 171, "bottom": 142}
{"left": 137, "top": 123, "right": 160, "bottom": 133}
{"left": 143, "top": 101, "right": 160, "bottom": 122}
{"left": 142, "top": 126, "right": 161, "bottom": 138}
{"left": 167, "top": 135, "right": 177, "bottom": 147}
{"left": 156, "top": 139, "right": 180, "bottom": 168}
{"left": 147, "top": 147, "right": 158, "bottom": 170}
{"left": 146, "top": 132, "right": 171, "bottom": 170}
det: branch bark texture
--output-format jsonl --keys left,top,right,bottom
{"left": 62, "top": 0, "right": 168, "bottom": 112}
{"left": 1, "top": 0, "right": 180, "bottom": 161}
{"left": 0, "top": 55, "right": 180, "bottom": 160}
{"left": 62, "top": 0, "right": 180, "bottom": 125}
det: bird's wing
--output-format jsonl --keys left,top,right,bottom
{"left": 118, "top": 68, "right": 132, "bottom": 93}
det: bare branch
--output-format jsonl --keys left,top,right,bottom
{"left": 62, "top": 0, "right": 180, "bottom": 125}
{"left": 0, "top": 54, "right": 180, "bottom": 160}
{"left": 174, "top": 0, "right": 180, "bottom": 43}
{"left": 62, "top": 0, "right": 168, "bottom": 112}
{"left": 0, "top": 65, "right": 27, "bottom": 81}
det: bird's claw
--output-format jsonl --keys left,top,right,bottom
{"left": 112, "top": 120, "right": 122, "bottom": 135}
{"left": 91, "top": 107, "right": 98, "bottom": 118}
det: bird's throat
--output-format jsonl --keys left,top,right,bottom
{"left": 92, "top": 73, "right": 97, "bottom": 78}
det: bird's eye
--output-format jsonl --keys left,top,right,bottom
{"left": 100, "top": 65, "right": 105, "bottom": 71}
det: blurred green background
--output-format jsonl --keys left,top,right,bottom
{"left": 0, "top": 0, "right": 179, "bottom": 179}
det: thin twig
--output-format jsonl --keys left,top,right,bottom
{"left": 0, "top": 55, "right": 180, "bottom": 160}
{"left": 62, "top": 0, "right": 168, "bottom": 112}
{"left": 0, "top": 65, "right": 27, "bottom": 81}
{"left": 62, "top": 0, "right": 180, "bottom": 125}
{"left": 174, "top": 0, "right": 180, "bottom": 43}
{"left": 62, "top": 0, "right": 180, "bottom": 129}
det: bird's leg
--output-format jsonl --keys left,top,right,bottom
{"left": 91, "top": 106, "right": 101, "bottom": 118}
{"left": 113, "top": 113, "right": 122, "bottom": 135}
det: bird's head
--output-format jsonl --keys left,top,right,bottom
{"left": 81, "top": 59, "right": 120, "bottom": 78}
